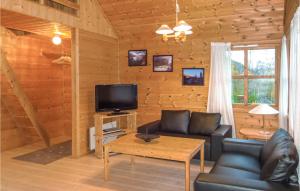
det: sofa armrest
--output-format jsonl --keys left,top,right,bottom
{"left": 194, "top": 173, "right": 298, "bottom": 191}
{"left": 222, "top": 138, "right": 264, "bottom": 159}
{"left": 210, "top": 125, "right": 232, "bottom": 161}
{"left": 137, "top": 120, "right": 160, "bottom": 134}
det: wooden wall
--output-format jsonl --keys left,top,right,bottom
{"left": 1, "top": 27, "right": 71, "bottom": 151}
{"left": 100, "top": 0, "right": 284, "bottom": 137}
{"left": 72, "top": 29, "right": 119, "bottom": 157}
{"left": 284, "top": 0, "right": 300, "bottom": 34}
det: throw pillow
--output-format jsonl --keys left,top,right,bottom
{"left": 188, "top": 112, "right": 221, "bottom": 135}
{"left": 160, "top": 110, "right": 190, "bottom": 134}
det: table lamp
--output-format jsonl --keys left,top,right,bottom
{"left": 248, "top": 104, "right": 279, "bottom": 135}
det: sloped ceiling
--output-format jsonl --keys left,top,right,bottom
{"left": 99, "top": 0, "right": 284, "bottom": 44}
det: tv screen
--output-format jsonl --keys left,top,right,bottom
{"left": 95, "top": 84, "right": 137, "bottom": 112}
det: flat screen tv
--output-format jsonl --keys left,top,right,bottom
{"left": 95, "top": 84, "right": 137, "bottom": 114}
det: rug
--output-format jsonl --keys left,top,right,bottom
{"left": 14, "top": 141, "right": 72, "bottom": 165}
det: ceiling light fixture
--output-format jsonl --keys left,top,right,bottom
{"left": 52, "top": 35, "right": 62, "bottom": 45}
{"left": 155, "top": 0, "right": 192, "bottom": 43}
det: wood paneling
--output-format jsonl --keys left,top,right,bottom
{"left": 284, "top": 0, "right": 300, "bottom": 34}
{"left": 99, "top": 0, "right": 284, "bottom": 134}
{"left": 1, "top": 9, "right": 72, "bottom": 38}
{"left": 0, "top": 0, "right": 117, "bottom": 38}
{"left": 1, "top": 27, "right": 71, "bottom": 151}
{"left": 72, "top": 29, "right": 119, "bottom": 157}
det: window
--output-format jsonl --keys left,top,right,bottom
{"left": 231, "top": 48, "right": 276, "bottom": 105}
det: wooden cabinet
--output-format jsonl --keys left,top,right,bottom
{"left": 94, "top": 111, "right": 137, "bottom": 158}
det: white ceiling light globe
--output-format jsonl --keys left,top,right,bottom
{"left": 52, "top": 35, "right": 62, "bottom": 45}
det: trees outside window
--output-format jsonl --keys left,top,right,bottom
{"left": 231, "top": 48, "right": 276, "bottom": 105}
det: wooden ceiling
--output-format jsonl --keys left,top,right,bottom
{"left": 1, "top": 9, "right": 71, "bottom": 39}
{"left": 99, "top": 0, "right": 285, "bottom": 45}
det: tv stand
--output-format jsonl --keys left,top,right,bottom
{"left": 94, "top": 111, "right": 137, "bottom": 158}
{"left": 107, "top": 111, "right": 129, "bottom": 116}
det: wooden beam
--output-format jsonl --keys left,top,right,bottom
{"left": 1, "top": 52, "right": 50, "bottom": 147}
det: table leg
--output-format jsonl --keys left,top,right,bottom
{"left": 185, "top": 160, "right": 190, "bottom": 191}
{"left": 104, "top": 146, "right": 109, "bottom": 180}
{"left": 200, "top": 144, "right": 204, "bottom": 173}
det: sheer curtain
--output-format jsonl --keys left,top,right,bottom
{"left": 207, "top": 42, "right": 236, "bottom": 137}
{"left": 289, "top": 7, "right": 300, "bottom": 175}
{"left": 279, "top": 35, "right": 289, "bottom": 130}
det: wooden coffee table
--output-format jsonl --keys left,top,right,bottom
{"left": 103, "top": 133, "right": 205, "bottom": 191}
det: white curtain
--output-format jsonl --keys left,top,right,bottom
{"left": 279, "top": 36, "right": 289, "bottom": 130}
{"left": 289, "top": 7, "right": 300, "bottom": 176}
{"left": 208, "top": 42, "right": 236, "bottom": 137}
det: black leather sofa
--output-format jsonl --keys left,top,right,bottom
{"left": 138, "top": 110, "right": 232, "bottom": 161}
{"left": 194, "top": 128, "right": 299, "bottom": 191}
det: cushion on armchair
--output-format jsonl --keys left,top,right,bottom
{"left": 160, "top": 110, "right": 190, "bottom": 134}
{"left": 189, "top": 112, "right": 221, "bottom": 135}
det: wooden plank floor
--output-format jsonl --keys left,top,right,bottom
{"left": 1, "top": 140, "right": 213, "bottom": 191}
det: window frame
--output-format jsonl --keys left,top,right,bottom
{"left": 231, "top": 47, "right": 279, "bottom": 106}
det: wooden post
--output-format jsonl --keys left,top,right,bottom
{"left": 1, "top": 52, "right": 50, "bottom": 147}
{"left": 104, "top": 145, "right": 109, "bottom": 180}
{"left": 71, "top": 28, "right": 80, "bottom": 158}
{"left": 94, "top": 115, "right": 103, "bottom": 158}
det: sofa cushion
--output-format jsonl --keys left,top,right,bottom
{"left": 261, "top": 139, "right": 299, "bottom": 182}
{"left": 261, "top": 128, "right": 294, "bottom": 165}
{"left": 211, "top": 165, "right": 260, "bottom": 180}
{"left": 217, "top": 153, "right": 261, "bottom": 174}
{"left": 189, "top": 112, "right": 221, "bottom": 135}
{"left": 160, "top": 110, "right": 190, "bottom": 134}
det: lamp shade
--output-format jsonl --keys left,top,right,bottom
{"left": 248, "top": 104, "right": 279, "bottom": 115}
{"left": 155, "top": 24, "right": 174, "bottom": 35}
{"left": 173, "top": 20, "right": 192, "bottom": 32}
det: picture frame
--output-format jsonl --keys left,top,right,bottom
{"left": 182, "top": 68, "right": 205, "bottom": 86}
{"left": 128, "top": 50, "right": 147, "bottom": 66}
{"left": 153, "top": 55, "right": 173, "bottom": 72}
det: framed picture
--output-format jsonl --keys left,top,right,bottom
{"left": 153, "top": 55, "right": 173, "bottom": 72}
{"left": 182, "top": 68, "right": 205, "bottom": 86}
{"left": 128, "top": 50, "right": 147, "bottom": 66}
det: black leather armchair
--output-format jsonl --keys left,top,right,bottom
{"left": 194, "top": 129, "right": 299, "bottom": 191}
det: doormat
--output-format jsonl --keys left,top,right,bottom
{"left": 14, "top": 140, "right": 72, "bottom": 165}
